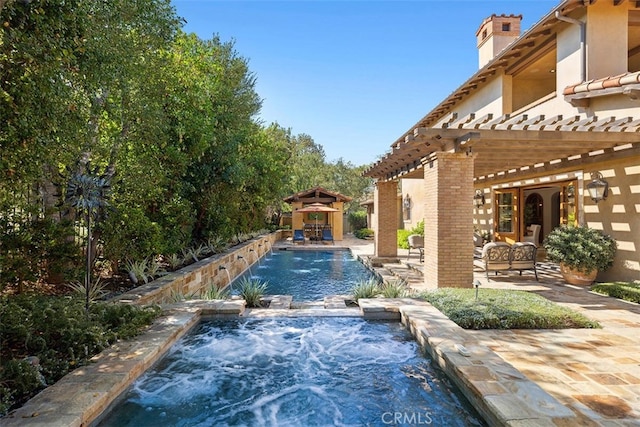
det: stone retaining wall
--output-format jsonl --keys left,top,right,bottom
{"left": 112, "top": 232, "right": 281, "bottom": 306}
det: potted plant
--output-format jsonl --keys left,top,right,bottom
{"left": 543, "top": 225, "right": 616, "bottom": 285}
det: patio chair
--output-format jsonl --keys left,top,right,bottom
{"left": 407, "top": 234, "right": 424, "bottom": 262}
{"left": 321, "top": 228, "right": 334, "bottom": 244}
{"left": 293, "top": 229, "right": 306, "bottom": 245}
{"left": 524, "top": 224, "right": 541, "bottom": 246}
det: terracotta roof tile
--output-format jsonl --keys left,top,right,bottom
{"left": 601, "top": 73, "right": 625, "bottom": 89}
{"left": 563, "top": 71, "right": 640, "bottom": 96}
{"left": 619, "top": 71, "right": 640, "bottom": 85}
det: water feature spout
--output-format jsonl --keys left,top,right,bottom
{"left": 238, "top": 254, "right": 251, "bottom": 275}
{"left": 218, "top": 265, "right": 231, "bottom": 285}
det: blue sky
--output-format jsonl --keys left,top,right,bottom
{"left": 172, "top": 1, "right": 558, "bottom": 166}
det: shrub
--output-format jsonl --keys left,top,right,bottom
{"left": 543, "top": 225, "right": 616, "bottom": 274}
{"left": 348, "top": 210, "right": 367, "bottom": 231}
{"left": 354, "top": 228, "right": 374, "bottom": 239}
{"left": 0, "top": 294, "right": 160, "bottom": 415}
{"left": 591, "top": 282, "right": 640, "bottom": 304}
{"left": 420, "top": 288, "right": 600, "bottom": 330}
{"left": 397, "top": 229, "right": 412, "bottom": 249}
{"left": 101, "top": 206, "right": 165, "bottom": 266}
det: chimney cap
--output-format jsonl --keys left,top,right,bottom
{"left": 475, "top": 13, "right": 523, "bottom": 37}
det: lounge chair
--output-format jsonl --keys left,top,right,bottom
{"left": 321, "top": 228, "right": 334, "bottom": 244}
{"left": 293, "top": 229, "right": 305, "bottom": 245}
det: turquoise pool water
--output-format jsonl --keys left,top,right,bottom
{"left": 233, "top": 249, "right": 374, "bottom": 301}
{"left": 97, "top": 317, "right": 485, "bottom": 426}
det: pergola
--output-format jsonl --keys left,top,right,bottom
{"left": 366, "top": 112, "right": 640, "bottom": 182}
{"left": 364, "top": 112, "right": 640, "bottom": 288}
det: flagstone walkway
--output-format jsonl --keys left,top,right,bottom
{"left": 343, "top": 235, "right": 640, "bottom": 426}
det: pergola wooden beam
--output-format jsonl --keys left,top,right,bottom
{"left": 364, "top": 112, "right": 640, "bottom": 180}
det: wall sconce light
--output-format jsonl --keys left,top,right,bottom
{"left": 586, "top": 172, "right": 608, "bottom": 203}
{"left": 474, "top": 190, "right": 485, "bottom": 208}
{"left": 403, "top": 194, "right": 411, "bottom": 210}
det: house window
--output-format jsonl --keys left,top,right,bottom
{"left": 496, "top": 192, "right": 514, "bottom": 233}
{"left": 502, "top": 23, "right": 510, "bottom": 32}
{"left": 482, "top": 29, "right": 488, "bottom": 40}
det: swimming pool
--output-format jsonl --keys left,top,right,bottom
{"left": 97, "top": 317, "right": 485, "bottom": 426}
{"left": 233, "top": 249, "right": 375, "bottom": 301}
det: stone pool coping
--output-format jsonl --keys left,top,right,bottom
{"left": 4, "top": 298, "right": 577, "bottom": 426}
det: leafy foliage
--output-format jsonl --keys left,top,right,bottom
{"left": 354, "top": 228, "right": 374, "bottom": 239}
{"left": 0, "top": 0, "right": 372, "bottom": 294}
{"left": 420, "top": 288, "right": 600, "bottom": 330}
{"left": 348, "top": 210, "right": 368, "bottom": 231}
{"left": 543, "top": 225, "right": 617, "bottom": 273}
{"left": 0, "top": 294, "right": 160, "bottom": 415}
{"left": 591, "top": 282, "right": 640, "bottom": 304}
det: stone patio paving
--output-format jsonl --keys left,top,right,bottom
{"left": 346, "top": 235, "right": 640, "bottom": 426}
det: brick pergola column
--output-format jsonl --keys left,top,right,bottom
{"left": 374, "top": 180, "right": 398, "bottom": 258}
{"left": 422, "top": 152, "right": 475, "bottom": 288}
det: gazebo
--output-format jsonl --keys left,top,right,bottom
{"left": 283, "top": 187, "right": 352, "bottom": 241}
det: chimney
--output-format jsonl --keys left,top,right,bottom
{"left": 476, "top": 14, "right": 522, "bottom": 69}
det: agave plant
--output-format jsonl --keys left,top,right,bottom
{"left": 205, "top": 236, "right": 226, "bottom": 254}
{"left": 202, "top": 283, "right": 230, "bottom": 300}
{"left": 168, "top": 288, "right": 197, "bottom": 303}
{"left": 66, "top": 279, "right": 108, "bottom": 304}
{"left": 187, "top": 244, "right": 208, "bottom": 262}
{"left": 351, "top": 278, "right": 380, "bottom": 302}
{"left": 165, "top": 253, "right": 184, "bottom": 270}
{"left": 235, "top": 277, "right": 268, "bottom": 308}
{"left": 147, "top": 259, "right": 167, "bottom": 280}
{"left": 380, "top": 278, "right": 410, "bottom": 298}
{"left": 126, "top": 258, "right": 150, "bottom": 284}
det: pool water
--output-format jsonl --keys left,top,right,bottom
{"left": 233, "top": 249, "right": 374, "bottom": 301}
{"left": 97, "top": 317, "right": 486, "bottom": 427}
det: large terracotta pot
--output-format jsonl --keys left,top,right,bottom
{"left": 560, "top": 263, "right": 598, "bottom": 286}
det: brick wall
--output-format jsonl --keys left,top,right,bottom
{"left": 423, "top": 153, "right": 475, "bottom": 288}
{"left": 375, "top": 180, "right": 399, "bottom": 257}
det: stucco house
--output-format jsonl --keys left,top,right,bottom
{"left": 364, "top": 0, "right": 640, "bottom": 287}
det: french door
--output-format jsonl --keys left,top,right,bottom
{"left": 492, "top": 180, "right": 577, "bottom": 244}
{"left": 494, "top": 189, "right": 519, "bottom": 243}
